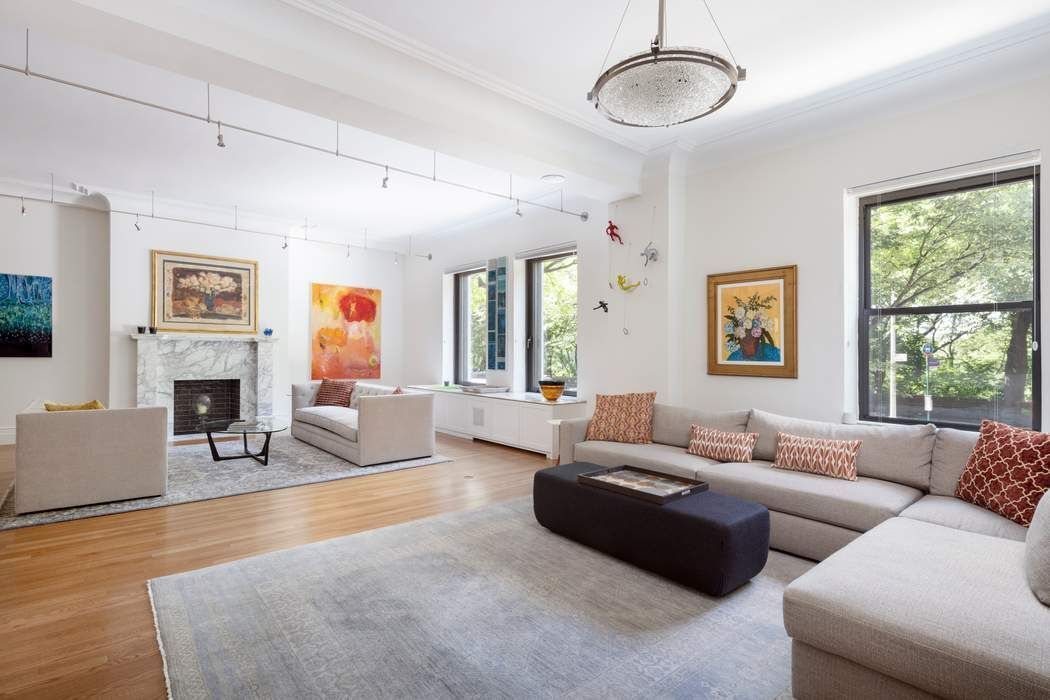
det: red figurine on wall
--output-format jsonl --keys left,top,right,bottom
{"left": 605, "top": 220, "right": 623, "bottom": 245}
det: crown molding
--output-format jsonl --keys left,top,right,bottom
{"left": 277, "top": 0, "right": 650, "bottom": 154}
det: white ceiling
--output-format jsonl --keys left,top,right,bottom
{"left": 287, "top": 0, "right": 1050, "bottom": 153}
{"left": 0, "top": 21, "right": 579, "bottom": 243}
{"left": 2, "top": 0, "right": 1050, "bottom": 241}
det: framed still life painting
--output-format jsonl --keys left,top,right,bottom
{"left": 310, "top": 283, "right": 382, "bottom": 379}
{"left": 151, "top": 251, "right": 258, "bottom": 334}
{"left": 707, "top": 265, "right": 797, "bottom": 378}
{"left": 0, "top": 273, "right": 52, "bottom": 357}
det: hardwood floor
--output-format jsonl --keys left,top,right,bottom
{"left": 0, "top": 436, "right": 548, "bottom": 698}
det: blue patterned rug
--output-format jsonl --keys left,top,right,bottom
{"left": 0, "top": 434, "right": 451, "bottom": 530}
{"left": 150, "top": 498, "right": 809, "bottom": 698}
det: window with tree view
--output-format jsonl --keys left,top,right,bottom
{"left": 455, "top": 269, "right": 488, "bottom": 385}
{"left": 527, "top": 252, "right": 578, "bottom": 394}
{"left": 860, "top": 168, "right": 1040, "bottom": 430}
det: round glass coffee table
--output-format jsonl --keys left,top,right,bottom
{"left": 201, "top": 417, "right": 289, "bottom": 466}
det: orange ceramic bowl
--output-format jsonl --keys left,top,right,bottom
{"left": 538, "top": 381, "right": 565, "bottom": 401}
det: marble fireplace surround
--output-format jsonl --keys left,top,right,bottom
{"left": 133, "top": 334, "right": 276, "bottom": 437}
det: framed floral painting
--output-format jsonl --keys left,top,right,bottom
{"left": 707, "top": 265, "right": 797, "bottom": 378}
{"left": 151, "top": 251, "right": 258, "bottom": 334}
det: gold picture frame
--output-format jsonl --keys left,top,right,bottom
{"left": 707, "top": 264, "right": 797, "bottom": 378}
{"left": 150, "top": 250, "right": 259, "bottom": 334}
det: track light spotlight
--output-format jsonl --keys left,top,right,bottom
{"left": 216, "top": 122, "right": 226, "bottom": 148}
{"left": 282, "top": 236, "right": 288, "bottom": 250}
{"left": 346, "top": 244, "right": 351, "bottom": 259}
{"left": 381, "top": 166, "right": 389, "bottom": 189}
{"left": 134, "top": 214, "right": 141, "bottom": 231}
{"left": 20, "top": 197, "right": 26, "bottom": 216}
{"left": 514, "top": 199, "right": 523, "bottom": 217}
{"left": 393, "top": 252, "right": 399, "bottom": 265}
{"left": 580, "top": 211, "right": 590, "bottom": 222}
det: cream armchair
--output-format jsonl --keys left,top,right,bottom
{"left": 15, "top": 405, "right": 168, "bottom": 514}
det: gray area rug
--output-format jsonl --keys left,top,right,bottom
{"left": 0, "top": 435, "right": 451, "bottom": 530}
{"left": 150, "top": 497, "right": 812, "bottom": 699}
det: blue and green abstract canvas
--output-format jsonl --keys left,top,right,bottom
{"left": 0, "top": 273, "right": 52, "bottom": 357}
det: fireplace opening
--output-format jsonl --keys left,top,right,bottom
{"left": 173, "top": 379, "right": 241, "bottom": 435}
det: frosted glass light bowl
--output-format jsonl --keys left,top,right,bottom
{"left": 589, "top": 47, "right": 741, "bottom": 128}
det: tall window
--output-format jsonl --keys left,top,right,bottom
{"left": 859, "top": 167, "right": 1040, "bottom": 430}
{"left": 454, "top": 269, "right": 487, "bottom": 385}
{"left": 526, "top": 251, "right": 578, "bottom": 394}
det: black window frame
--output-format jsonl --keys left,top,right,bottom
{"left": 526, "top": 251, "right": 579, "bottom": 396}
{"left": 858, "top": 166, "right": 1041, "bottom": 431}
{"left": 453, "top": 268, "right": 487, "bottom": 386}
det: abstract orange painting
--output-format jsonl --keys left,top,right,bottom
{"left": 310, "top": 284, "right": 381, "bottom": 379}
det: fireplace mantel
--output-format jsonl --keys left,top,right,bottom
{"left": 130, "top": 333, "right": 277, "bottom": 343}
{"left": 133, "top": 333, "right": 277, "bottom": 437}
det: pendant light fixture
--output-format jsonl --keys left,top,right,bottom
{"left": 588, "top": 0, "right": 745, "bottom": 128}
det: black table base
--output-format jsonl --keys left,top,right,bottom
{"left": 206, "top": 430, "right": 275, "bottom": 466}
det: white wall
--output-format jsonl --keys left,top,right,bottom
{"left": 286, "top": 239, "right": 405, "bottom": 391}
{"left": 108, "top": 212, "right": 292, "bottom": 414}
{"left": 682, "top": 72, "right": 1050, "bottom": 424}
{"left": 106, "top": 211, "right": 408, "bottom": 420}
{"left": 403, "top": 183, "right": 680, "bottom": 402}
{"left": 0, "top": 201, "right": 109, "bottom": 441}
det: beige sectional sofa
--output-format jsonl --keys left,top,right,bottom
{"left": 559, "top": 405, "right": 1028, "bottom": 560}
{"left": 292, "top": 382, "right": 435, "bottom": 466}
{"left": 558, "top": 404, "right": 1048, "bottom": 698}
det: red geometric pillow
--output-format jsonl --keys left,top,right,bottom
{"left": 314, "top": 378, "right": 355, "bottom": 407}
{"left": 687, "top": 425, "right": 757, "bottom": 462}
{"left": 772, "top": 432, "right": 861, "bottom": 481}
{"left": 585, "top": 392, "right": 656, "bottom": 444}
{"left": 956, "top": 420, "right": 1050, "bottom": 526}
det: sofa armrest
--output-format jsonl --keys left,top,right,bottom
{"left": 356, "top": 393, "right": 435, "bottom": 464}
{"left": 557, "top": 417, "right": 591, "bottom": 464}
{"left": 291, "top": 382, "right": 320, "bottom": 412}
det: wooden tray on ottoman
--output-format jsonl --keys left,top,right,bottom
{"left": 577, "top": 466, "right": 708, "bottom": 504}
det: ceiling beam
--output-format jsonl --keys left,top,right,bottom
{"left": 2, "top": 0, "right": 644, "bottom": 199}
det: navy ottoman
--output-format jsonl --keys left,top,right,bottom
{"left": 534, "top": 462, "right": 770, "bottom": 596}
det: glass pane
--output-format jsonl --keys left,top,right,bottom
{"left": 466, "top": 270, "right": 487, "bottom": 383}
{"left": 538, "top": 255, "right": 578, "bottom": 391}
{"left": 866, "top": 310, "right": 1034, "bottom": 428}
{"left": 869, "top": 178, "right": 1033, "bottom": 308}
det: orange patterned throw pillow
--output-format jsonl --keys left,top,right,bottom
{"left": 772, "top": 432, "right": 861, "bottom": 481}
{"left": 956, "top": 420, "right": 1050, "bottom": 526}
{"left": 314, "top": 378, "right": 355, "bottom": 407}
{"left": 585, "top": 392, "right": 657, "bottom": 444}
{"left": 687, "top": 425, "right": 758, "bottom": 462}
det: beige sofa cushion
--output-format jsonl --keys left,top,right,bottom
{"left": 572, "top": 441, "right": 715, "bottom": 481}
{"left": 900, "top": 495, "right": 1027, "bottom": 542}
{"left": 651, "top": 404, "right": 751, "bottom": 448}
{"left": 697, "top": 461, "right": 922, "bottom": 532}
{"left": 294, "top": 406, "right": 359, "bottom": 442}
{"left": 1027, "top": 494, "right": 1050, "bottom": 606}
{"left": 784, "top": 517, "right": 1050, "bottom": 699}
{"left": 747, "top": 409, "right": 935, "bottom": 490}
{"left": 930, "top": 427, "right": 979, "bottom": 496}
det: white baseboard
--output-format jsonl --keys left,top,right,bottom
{"left": 0, "top": 427, "right": 14, "bottom": 445}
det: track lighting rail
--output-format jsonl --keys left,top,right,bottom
{"left": 0, "top": 37, "right": 590, "bottom": 222}
{"left": 0, "top": 190, "right": 429, "bottom": 258}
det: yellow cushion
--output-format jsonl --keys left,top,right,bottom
{"left": 43, "top": 400, "right": 106, "bottom": 412}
